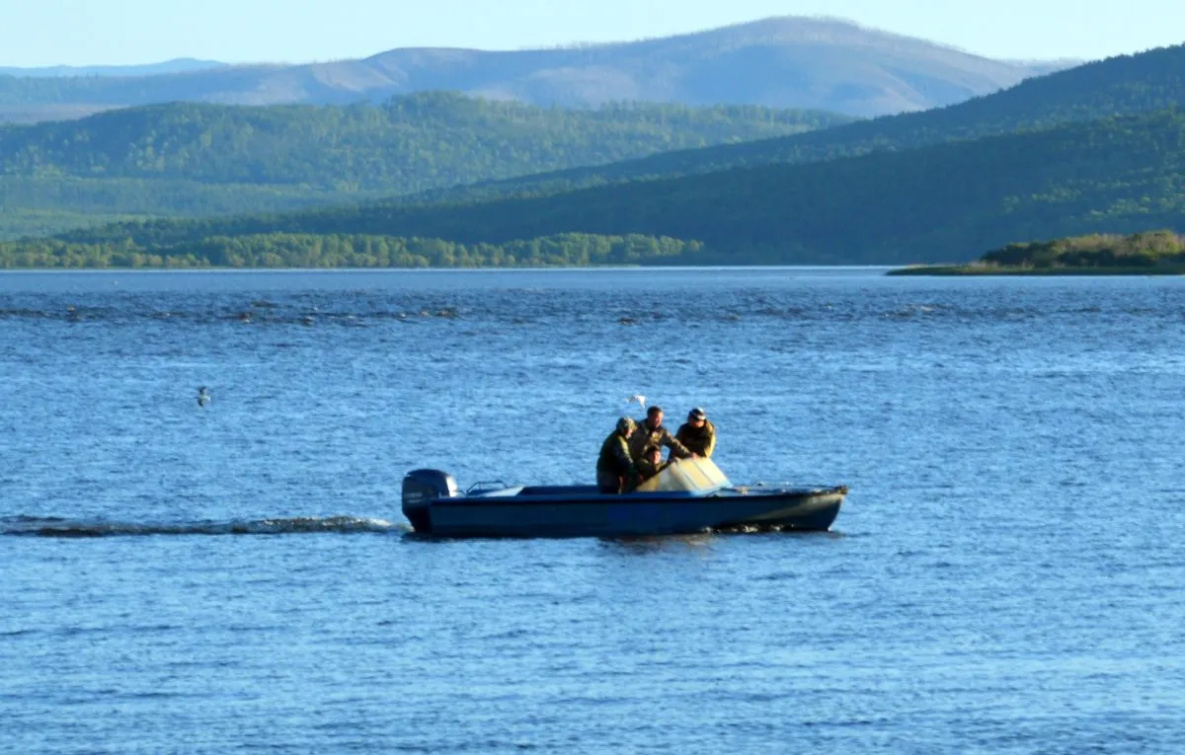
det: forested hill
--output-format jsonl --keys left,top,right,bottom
{"left": 0, "top": 93, "right": 846, "bottom": 188}
{"left": 0, "top": 93, "right": 849, "bottom": 239}
{"left": 11, "top": 41, "right": 1185, "bottom": 267}
{"left": 0, "top": 17, "right": 1059, "bottom": 124}
{"left": 422, "top": 43, "right": 1185, "bottom": 204}
{"left": 54, "top": 108, "right": 1185, "bottom": 264}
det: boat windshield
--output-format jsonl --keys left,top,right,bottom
{"left": 634, "top": 457, "right": 731, "bottom": 493}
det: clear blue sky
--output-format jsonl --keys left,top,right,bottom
{"left": 3, "top": 0, "right": 1182, "bottom": 67}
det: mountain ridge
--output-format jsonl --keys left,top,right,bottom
{"left": 39, "top": 39, "right": 1185, "bottom": 265}
{"left": 0, "top": 58, "right": 226, "bottom": 78}
{"left": 9, "top": 29, "right": 1185, "bottom": 266}
{"left": 0, "top": 16, "right": 1066, "bottom": 124}
{"left": 405, "top": 42, "right": 1185, "bottom": 205}
{"left": 0, "top": 94, "right": 849, "bottom": 239}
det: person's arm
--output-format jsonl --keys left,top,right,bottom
{"left": 674, "top": 424, "right": 689, "bottom": 447}
{"left": 627, "top": 428, "right": 646, "bottom": 460}
{"left": 662, "top": 429, "right": 695, "bottom": 459}
{"left": 703, "top": 425, "right": 717, "bottom": 458}
{"left": 614, "top": 437, "right": 637, "bottom": 473}
{"left": 620, "top": 441, "right": 642, "bottom": 491}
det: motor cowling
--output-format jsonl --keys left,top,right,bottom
{"left": 402, "top": 469, "right": 458, "bottom": 533}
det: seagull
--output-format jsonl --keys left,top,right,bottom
{"left": 626, "top": 394, "right": 646, "bottom": 410}
{"left": 197, "top": 387, "right": 211, "bottom": 408}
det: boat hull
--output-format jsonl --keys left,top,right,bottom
{"left": 413, "top": 487, "right": 846, "bottom": 539}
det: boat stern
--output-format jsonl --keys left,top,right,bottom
{"left": 401, "top": 469, "right": 458, "bottom": 533}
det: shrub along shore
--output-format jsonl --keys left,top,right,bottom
{"left": 889, "top": 231, "right": 1185, "bottom": 275}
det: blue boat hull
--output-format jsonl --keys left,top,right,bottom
{"left": 407, "top": 485, "right": 847, "bottom": 539}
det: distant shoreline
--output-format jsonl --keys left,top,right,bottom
{"left": 0, "top": 264, "right": 894, "bottom": 274}
{"left": 888, "top": 265, "right": 1185, "bottom": 276}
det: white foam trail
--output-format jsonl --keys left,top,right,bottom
{"left": 0, "top": 516, "right": 406, "bottom": 538}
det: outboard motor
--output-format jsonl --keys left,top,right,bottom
{"left": 402, "top": 469, "right": 458, "bottom": 534}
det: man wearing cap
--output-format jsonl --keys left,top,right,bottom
{"left": 675, "top": 407, "right": 717, "bottom": 459}
{"left": 597, "top": 417, "right": 640, "bottom": 494}
{"left": 629, "top": 405, "right": 695, "bottom": 464}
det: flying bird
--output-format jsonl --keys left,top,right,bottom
{"left": 197, "top": 387, "right": 211, "bottom": 408}
{"left": 626, "top": 394, "right": 646, "bottom": 410}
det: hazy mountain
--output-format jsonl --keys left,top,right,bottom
{"left": 0, "top": 58, "right": 226, "bottom": 78}
{"left": 0, "top": 17, "right": 1066, "bottom": 124}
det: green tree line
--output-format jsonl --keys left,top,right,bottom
{"left": 981, "top": 230, "right": 1185, "bottom": 268}
{"left": 0, "top": 232, "right": 705, "bottom": 269}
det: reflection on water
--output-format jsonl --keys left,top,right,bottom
{"left": 597, "top": 533, "right": 716, "bottom": 553}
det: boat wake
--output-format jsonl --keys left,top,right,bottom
{"left": 0, "top": 515, "right": 405, "bottom": 538}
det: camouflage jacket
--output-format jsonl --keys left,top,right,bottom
{"left": 675, "top": 419, "right": 716, "bottom": 458}
{"left": 597, "top": 430, "right": 637, "bottom": 477}
{"left": 628, "top": 420, "right": 693, "bottom": 462}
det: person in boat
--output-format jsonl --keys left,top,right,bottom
{"left": 633, "top": 445, "right": 668, "bottom": 489}
{"left": 675, "top": 407, "right": 716, "bottom": 458}
{"left": 597, "top": 417, "right": 640, "bottom": 494}
{"left": 629, "top": 405, "right": 695, "bottom": 463}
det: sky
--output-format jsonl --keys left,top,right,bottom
{"left": 1, "top": 0, "right": 1183, "bottom": 67}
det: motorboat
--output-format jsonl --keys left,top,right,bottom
{"left": 401, "top": 458, "right": 847, "bottom": 538}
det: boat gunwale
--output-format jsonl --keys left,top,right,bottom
{"left": 430, "top": 485, "right": 848, "bottom": 509}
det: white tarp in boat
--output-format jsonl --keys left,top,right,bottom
{"left": 634, "top": 457, "right": 731, "bottom": 493}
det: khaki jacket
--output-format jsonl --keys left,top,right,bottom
{"left": 597, "top": 430, "right": 636, "bottom": 477}
{"left": 628, "top": 419, "right": 693, "bottom": 462}
{"left": 597, "top": 430, "right": 638, "bottom": 493}
{"left": 675, "top": 420, "right": 716, "bottom": 458}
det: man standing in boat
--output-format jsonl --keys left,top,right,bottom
{"left": 629, "top": 405, "right": 695, "bottom": 463}
{"left": 675, "top": 407, "right": 716, "bottom": 458}
{"left": 597, "top": 417, "right": 641, "bottom": 494}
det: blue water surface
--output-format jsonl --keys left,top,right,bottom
{"left": 2, "top": 268, "right": 1184, "bottom": 753}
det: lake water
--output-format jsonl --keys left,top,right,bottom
{"left": 2, "top": 268, "right": 1184, "bottom": 753}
